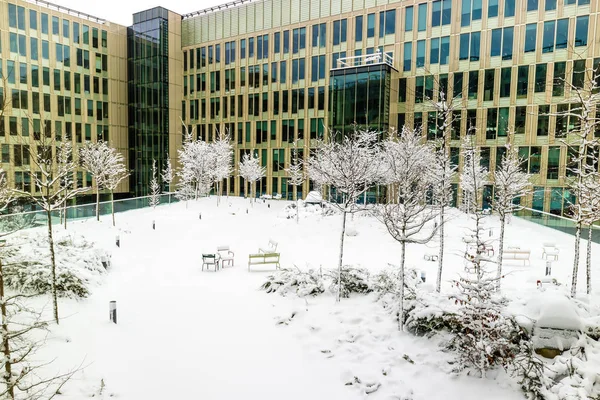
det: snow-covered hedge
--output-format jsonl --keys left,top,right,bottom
{"left": 2, "top": 231, "right": 110, "bottom": 298}
{"left": 328, "top": 267, "right": 371, "bottom": 298}
{"left": 260, "top": 267, "right": 325, "bottom": 297}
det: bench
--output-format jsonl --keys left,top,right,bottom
{"left": 248, "top": 252, "right": 280, "bottom": 271}
{"left": 217, "top": 245, "right": 235, "bottom": 267}
{"left": 503, "top": 248, "right": 531, "bottom": 265}
{"left": 482, "top": 243, "right": 494, "bottom": 257}
{"left": 202, "top": 253, "right": 221, "bottom": 271}
{"left": 542, "top": 243, "right": 559, "bottom": 261}
{"left": 259, "top": 239, "right": 278, "bottom": 254}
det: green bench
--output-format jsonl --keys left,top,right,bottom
{"left": 248, "top": 252, "right": 280, "bottom": 271}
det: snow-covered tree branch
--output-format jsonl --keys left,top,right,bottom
{"left": 149, "top": 159, "right": 161, "bottom": 209}
{"left": 239, "top": 152, "right": 266, "bottom": 205}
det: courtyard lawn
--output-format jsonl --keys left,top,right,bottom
{"left": 20, "top": 197, "right": 600, "bottom": 399}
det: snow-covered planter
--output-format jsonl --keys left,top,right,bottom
{"left": 532, "top": 297, "right": 583, "bottom": 358}
{"left": 328, "top": 266, "right": 371, "bottom": 298}
{"left": 3, "top": 231, "right": 109, "bottom": 298}
{"left": 260, "top": 268, "right": 325, "bottom": 297}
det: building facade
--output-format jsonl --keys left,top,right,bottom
{"left": 1, "top": 0, "right": 599, "bottom": 216}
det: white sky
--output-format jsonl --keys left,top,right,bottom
{"left": 51, "top": 0, "right": 232, "bottom": 26}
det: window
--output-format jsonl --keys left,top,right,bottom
{"left": 405, "top": 7, "right": 413, "bottom": 31}
{"left": 241, "top": 39, "right": 246, "bottom": 59}
{"left": 366, "top": 13, "right": 375, "bottom": 38}
{"left": 355, "top": 15, "right": 364, "bottom": 41}
{"left": 505, "top": 0, "right": 515, "bottom": 17}
{"left": 312, "top": 23, "right": 326, "bottom": 48}
{"left": 30, "top": 10, "right": 37, "bottom": 30}
{"left": 440, "top": 36, "right": 450, "bottom": 65}
{"left": 545, "top": 0, "right": 556, "bottom": 10}
{"left": 41, "top": 13, "right": 48, "bottom": 34}
{"left": 491, "top": 29, "right": 502, "bottom": 57}
{"left": 398, "top": 78, "right": 407, "bottom": 102}
{"left": 73, "top": 22, "right": 80, "bottom": 43}
{"left": 63, "top": 19, "right": 69, "bottom": 38}
{"left": 486, "top": 108, "right": 498, "bottom": 139}
{"left": 292, "top": 28, "right": 306, "bottom": 53}
{"left": 517, "top": 66, "right": 529, "bottom": 98}
{"left": 432, "top": 1, "right": 441, "bottom": 26}
{"left": 489, "top": 0, "right": 498, "bottom": 17}
{"left": 468, "top": 71, "right": 478, "bottom": 99}
{"left": 543, "top": 21, "right": 555, "bottom": 53}
{"left": 453, "top": 72, "right": 463, "bottom": 98}
{"left": 52, "top": 16, "right": 59, "bottom": 35}
{"left": 484, "top": 69, "right": 495, "bottom": 101}
{"left": 535, "top": 64, "right": 547, "bottom": 92}
{"left": 555, "top": 19, "right": 568, "bottom": 50}
{"left": 459, "top": 34, "right": 469, "bottom": 60}
{"left": 525, "top": 23, "right": 537, "bottom": 53}
{"left": 537, "top": 105, "right": 549, "bottom": 136}
{"left": 274, "top": 32, "right": 281, "bottom": 53}
{"left": 418, "top": 4, "right": 427, "bottom": 31}
{"left": 280, "top": 61, "right": 286, "bottom": 83}
{"left": 379, "top": 10, "right": 395, "bottom": 37}
{"left": 283, "top": 30, "right": 290, "bottom": 53}
{"left": 292, "top": 58, "right": 305, "bottom": 83}
{"left": 430, "top": 38, "right": 440, "bottom": 64}
{"left": 9, "top": 4, "right": 17, "bottom": 28}
{"left": 416, "top": 40, "right": 425, "bottom": 67}
{"left": 572, "top": 60, "right": 586, "bottom": 89}
{"left": 333, "top": 19, "right": 347, "bottom": 45}
{"left": 575, "top": 16, "right": 589, "bottom": 47}
{"left": 515, "top": 106, "right": 526, "bottom": 133}
{"left": 502, "top": 27, "right": 514, "bottom": 60}
{"left": 528, "top": 0, "right": 538, "bottom": 10}
{"left": 92, "top": 28, "right": 99, "bottom": 48}
{"left": 553, "top": 61, "right": 566, "bottom": 96}
{"left": 547, "top": 147, "right": 560, "bottom": 179}
{"left": 500, "top": 67, "right": 511, "bottom": 97}
{"left": 83, "top": 25, "right": 89, "bottom": 44}
{"left": 403, "top": 42, "right": 412, "bottom": 72}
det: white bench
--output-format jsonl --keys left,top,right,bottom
{"left": 202, "top": 253, "right": 221, "bottom": 271}
{"left": 503, "top": 248, "right": 531, "bottom": 265}
{"left": 248, "top": 252, "right": 280, "bottom": 271}
{"left": 542, "top": 243, "right": 559, "bottom": 261}
{"left": 424, "top": 253, "right": 438, "bottom": 262}
{"left": 259, "top": 239, "right": 278, "bottom": 254}
{"left": 217, "top": 245, "right": 235, "bottom": 267}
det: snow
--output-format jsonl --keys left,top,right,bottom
{"left": 13, "top": 198, "right": 600, "bottom": 399}
{"left": 533, "top": 294, "right": 583, "bottom": 331}
{"left": 304, "top": 190, "right": 323, "bottom": 204}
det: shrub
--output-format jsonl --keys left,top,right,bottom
{"left": 328, "top": 266, "right": 371, "bottom": 298}
{"left": 261, "top": 267, "right": 325, "bottom": 297}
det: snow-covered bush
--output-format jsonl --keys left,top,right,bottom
{"left": 2, "top": 231, "right": 109, "bottom": 298}
{"left": 345, "top": 225, "right": 358, "bottom": 237}
{"left": 260, "top": 267, "right": 325, "bottom": 297}
{"left": 328, "top": 266, "right": 371, "bottom": 298}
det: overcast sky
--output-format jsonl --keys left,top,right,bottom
{"left": 52, "top": 0, "right": 231, "bottom": 26}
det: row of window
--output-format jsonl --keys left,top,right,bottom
{"left": 7, "top": 3, "right": 107, "bottom": 48}
{"left": 182, "top": 87, "right": 326, "bottom": 121}
{"left": 0, "top": 118, "right": 110, "bottom": 144}
{"left": 399, "top": 58, "right": 599, "bottom": 103}
{"left": 11, "top": 169, "right": 94, "bottom": 193}
{"left": 1, "top": 60, "right": 109, "bottom": 96}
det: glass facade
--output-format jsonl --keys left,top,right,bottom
{"left": 127, "top": 7, "right": 170, "bottom": 196}
{"left": 330, "top": 64, "right": 392, "bottom": 135}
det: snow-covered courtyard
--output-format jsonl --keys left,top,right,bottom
{"left": 9, "top": 197, "right": 600, "bottom": 399}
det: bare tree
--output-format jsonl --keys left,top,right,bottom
{"left": 149, "top": 159, "right": 161, "bottom": 209}
{"left": 239, "top": 152, "right": 265, "bottom": 206}
{"left": 492, "top": 134, "right": 532, "bottom": 290}
{"left": 101, "top": 150, "right": 128, "bottom": 227}
{"left": 211, "top": 132, "right": 233, "bottom": 206}
{"left": 307, "top": 127, "right": 384, "bottom": 302}
{"left": 161, "top": 157, "right": 174, "bottom": 204}
{"left": 378, "top": 127, "right": 439, "bottom": 330}
{"left": 579, "top": 149, "right": 600, "bottom": 295}
{"left": 285, "top": 141, "right": 305, "bottom": 223}
{"left": 553, "top": 62, "right": 600, "bottom": 297}
{"left": 12, "top": 128, "right": 88, "bottom": 324}
{"left": 177, "top": 126, "right": 213, "bottom": 201}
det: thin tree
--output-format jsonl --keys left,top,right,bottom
{"left": 285, "top": 141, "right": 305, "bottom": 223}
{"left": 178, "top": 129, "right": 212, "bottom": 201}
{"left": 238, "top": 152, "right": 265, "bottom": 206}
{"left": 378, "top": 127, "right": 439, "bottom": 330}
{"left": 579, "top": 148, "right": 600, "bottom": 295}
{"left": 101, "top": 149, "right": 128, "bottom": 227}
{"left": 79, "top": 141, "right": 110, "bottom": 221}
{"left": 307, "top": 127, "right": 384, "bottom": 302}
{"left": 492, "top": 135, "right": 532, "bottom": 290}
{"left": 149, "top": 159, "right": 161, "bottom": 209}
{"left": 211, "top": 132, "right": 233, "bottom": 205}
{"left": 13, "top": 127, "right": 88, "bottom": 324}
{"left": 552, "top": 62, "right": 600, "bottom": 297}
{"left": 161, "top": 157, "right": 174, "bottom": 204}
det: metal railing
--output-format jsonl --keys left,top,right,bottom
{"left": 334, "top": 51, "right": 395, "bottom": 70}
{"left": 183, "top": 0, "right": 258, "bottom": 19}
{"left": 514, "top": 206, "right": 600, "bottom": 244}
{"left": 24, "top": 0, "right": 108, "bottom": 24}
{"left": 0, "top": 193, "right": 179, "bottom": 232}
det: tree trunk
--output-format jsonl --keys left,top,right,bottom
{"left": 63, "top": 200, "right": 67, "bottom": 230}
{"left": 252, "top": 182, "right": 256, "bottom": 207}
{"left": 436, "top": 206, "right": 444, "bottom": 293}
{"left": 296, "top": 198, "right": 299, "bottom": 224}
{"left": 571, "top": 222, "right": 582, "bottom": 298}
{"left": 586, "top": 224, "right": 593, "bottom": 295}
{"left": 336, "top": 211, "right": 348, "bottom": 303}
{"left": 46, "top": 208, "right": 59, "bottom": 324}
{"left": 398, "top": 237, "right": 406, "bottom": 331}
{"left": 0, "top": 258, "right": 15, "bottom": 400}
{"left": 497, "top": 213, "right": 506, "bottom": 291}
{"left": 111, "top": 190, "right": 116, "bottom": 227}
{"left": 96, "top": 186, "right": 100, "bottom": 221}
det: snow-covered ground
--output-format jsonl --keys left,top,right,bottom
{"left": 18, "top": 197, "right": 600, "bottom": 399}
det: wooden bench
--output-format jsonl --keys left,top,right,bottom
{"left": 202, "top": 253, "right": 221, "bottom": 271}
{"left": 259, "top": 239, "right": 278, "bottom": 254}
{"left": 503, "top": 248, "right": 531, "bottom": 265}
{"left": 217, "top": 245, "right": 235, "bottom": 267}
{"left": 542, "top": 243, "right": 559, "bottom": 261}
{"left": 248, "top": 252, "right": 280, "bottom": 271}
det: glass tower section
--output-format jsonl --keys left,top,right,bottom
{"left": 128, "top": 7, "right": 170, "bottom": 196}
{"left": 329, "top": 63, "right": 392, "bottom": 136}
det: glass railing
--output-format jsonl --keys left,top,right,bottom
{"left": 514, "top": 207, "right": 600, "bottom": 244}
{"left": 0, "top": 192, "right": 179, "bottom": 233}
